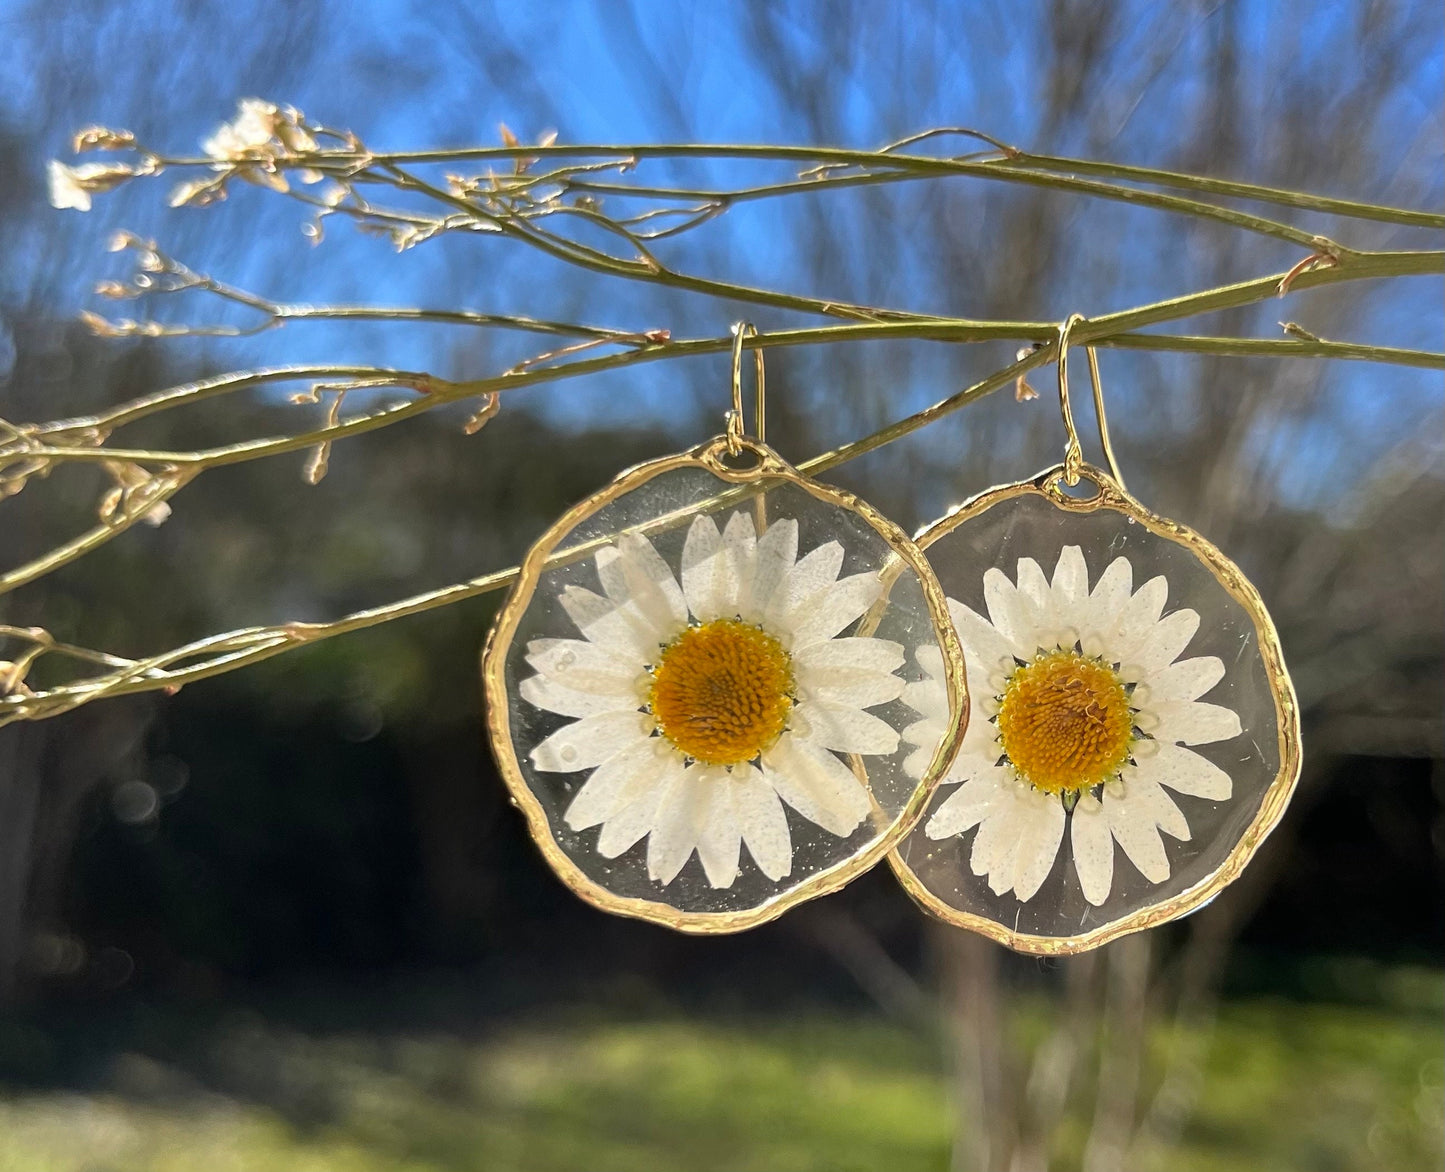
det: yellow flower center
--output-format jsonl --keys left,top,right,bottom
{"left": 649, "top": 619, "right": 794, "bottom": 767}
{"left": 996, "top": 648, "right": 1133, "bottom": 795}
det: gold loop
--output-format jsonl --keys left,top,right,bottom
{"left": 726, "top": 322, "right": 766, "bottom": 455}
{"left": 1056, "top": 314, "right": 1086, "bottom": 486}
{"left": 1056, "top": 313, "right": 1126, "bottom": 489}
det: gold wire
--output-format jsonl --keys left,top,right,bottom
{"left": 1056, "top": 313, "right": 1126, "bottom": 488}
{"left": 726, "top": 321, "right": 766, "bottom": 455}
{"left": 1084, "top": 346, "right": 1126, "bottom": 489}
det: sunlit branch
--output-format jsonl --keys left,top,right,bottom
{"left": 157, "top": 139, "right": 1443, "bottom": 233}
{"left": 17, "top": 113, "right": 1440, "bottom": 719}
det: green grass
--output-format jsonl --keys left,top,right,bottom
{"left": 1, "top": 987, "right": 1440, "bottom": 1172}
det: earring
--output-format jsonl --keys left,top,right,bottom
{"left": 890, "top": 314, "right": 1301, "bottom": 954}
{"left": 483, "top": 324, "right": 966, "bottom": 933}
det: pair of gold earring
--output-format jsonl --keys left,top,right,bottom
{"left": 482, "top": 319, "right": 1301, "bottom": 955}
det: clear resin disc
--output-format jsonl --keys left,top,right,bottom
{"left": 891, "top": 464, "right": 1300, "bottom": 953}
{"left": 483, "top": 436, "right": 966, "bottom": 933}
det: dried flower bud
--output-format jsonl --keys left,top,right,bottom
{"left": 94, "top": 280, "right": 133, "bottom": 300}
{"left": 0, "top": 661, "right": 35, "bottom": 698}
{"left": 1014, "top": 346, "right": 1041, "bottom": 402}
{"left": 97, "top": 484, "right": 123, "bottom": 522}
{"left": 47, "top": 160, "right": 138, "bottom": 211}
{"left": 236, "top": 166, "right": 289, "bottom": 194}
{"left": 72, "top": 126, "right": 137, "bottom": 153}
{"left": 302, "top": 441, "right": 331, "bottom": 485}
{"left": 78, "top": 310, "right": 121, "bottom": 337}
{"left": 168, "top": 176, "right": 229, "bottom": 208}
{"left": 462, "top": 393, "right": 501, "bottom": 435}
{"left": 98, "top": 461, "right": 178, "bottom": 527}
{"left": 203, "top": 98, "right": 280, "bottom": 161}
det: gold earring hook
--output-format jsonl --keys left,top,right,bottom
{"left": 726, "top": 322, "right": 766, "bottom": 455}
{"left": 1056, "top": 313, "right": 1126, "bottom": 489}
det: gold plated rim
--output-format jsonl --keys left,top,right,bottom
{"left": 889, "top": 462, "right": 1303, "bottom": 955}
{"left": 482, "top": 434, "right": 968, "bottom": 935}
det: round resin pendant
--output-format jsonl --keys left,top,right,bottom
{"left": 483, "top": 435, "right": 966, "bottom": 933}
{"left": 890, "top": 464, "right": 1300, "bottom": 953}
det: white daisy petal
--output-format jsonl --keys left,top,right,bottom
{"left": 1050, "top": 545, "right": 1090, "bottom": 635}
{"left": 647, "top": 768, "right": 708, "bottom": 884}
{"left": 901, "top": 676, "right": 949, "bottom": 725}
{"left": 903, "top": 740, "right": 939, "bottom": 781}
{"left": 1105, "top": 787, "right": 1171, "bottom": 883}
{"left": 1129, "top": 608, "right": 1200, "bottom": 675}
{"left": 948, "top": 598, "right": 1018, "bottom": 679}
{"left": 595, "top": 774, "right": 671, "bottom": 858}
{"left": 984, "top": 567, "right": 1041, "bottom": 659}
{"left": 531, "top": 710, "right": 653, "bottom": 773}
{"left": 693, "top": 775, "right": 742, "bottom": 888}
{"left": 1010, "top": 791, "right": 1066, "bottom": 902}
{"left": 1129, "top": 772, "right": 1192, "bottom": 841}
{"left": 593, "top": 550, "right": 670, "bottom": 646}
{"left": 1136, "top": 741, "right": 1232, "bottom": 800}
{"left": 559, "top": 585, "right": 657, "bottom": 661}
{"left": 914, "top": 643, "right": 945, "bottom": 681}
{"left": 592, "top": 546, "right": 636, "bottom": 608}
{"left": 1108, "top": 575, "right": 1168, "bottom": 665}
{"left": 563, "top": 737, "right": 673, "bottom": 829}
{"left": 969, "top": 784, "right": 1025, "bottom": 887}
{"left": 742, "top": 518, "right": 799, "bottom": 621}
{"left": 1087, "top": 557, "right": 1133, "bottom": 631}
{"left": 794, "top": 638, "right": 906, "bottom": 708}
{"left": 1016, "top": 557, "right": 1058, "bottom": 634}
{"left": 1070, "top": 792, "right": 1114, "bottom": 905}
{"left": 926, "top": 767, "right": 1007, "bottom": 839}
{"left": 519, "top": 673, "right": 639, "bottom": 719}
{"left": 900, "top": 716, "right": 942, "bottom": 749}
{"left": 1152, "top": 700, "right": 1242, "bottom": 746}
{"left": 608, "top": 533, "right": 689, "bottom": 633}
{"left": 789, "top": 571, "right": 883, "bottom": 651}
{"left": 1144, "top": 656, "right": 1225, "bottom": 703}
{"left": 795, "top": 636, "right": 905, "bottom": 675}
{"left": 525, "top": 637, "right": 642, "bottom": 696}
{"left": 680, "top": 514, "right": 728, "bottom": 621}
{"left": 767, "top": 540, "right": 844, "bottom": 629}
{"left": 794, "top": 701, "right": 901, "bottom": 755}
{"left": 763, "top": 735, "right": 871, "bottom": 837}
{"left": 796, "top": 668, "right": 906, "bottom": 710}
{"left": 731, "top": 764, "right": 792, "bottom": 880}
{"left": 959, "top": 710, "right": 1000, "bottom": 760}
{"left": 721, "top": 511, "right": 757, "bottom": 614}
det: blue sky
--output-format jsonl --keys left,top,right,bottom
{"left": 2, "top": 0, "right": 1441, "bottom": 516}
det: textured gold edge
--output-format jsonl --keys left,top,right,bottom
{"left": 887, "top": 463, "right": 1304, "bottom": 956}
{"left": 481, "top": 435, "right": 969, "bottom": 936}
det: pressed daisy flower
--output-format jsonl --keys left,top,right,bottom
{"left": 521, "top": 510, "right": 911, "bottom": 889}
{"left": 902, "top": 545, "right": 1241, "bottom": 905}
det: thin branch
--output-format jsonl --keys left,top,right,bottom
{"left": 5, "top": 297, "right": 1440, "bottom": 596}
{"left": 992, "top": 152, "right": 1445, "bottom": 230}
{"left": 21, "top": 117, "right": 1440, "bottom": 721}
{"left": 208, "top": 139, "right": 1440, "bottom": 233}
{"left": 0, "top": 348, "right": 1048, "bottom": 721}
